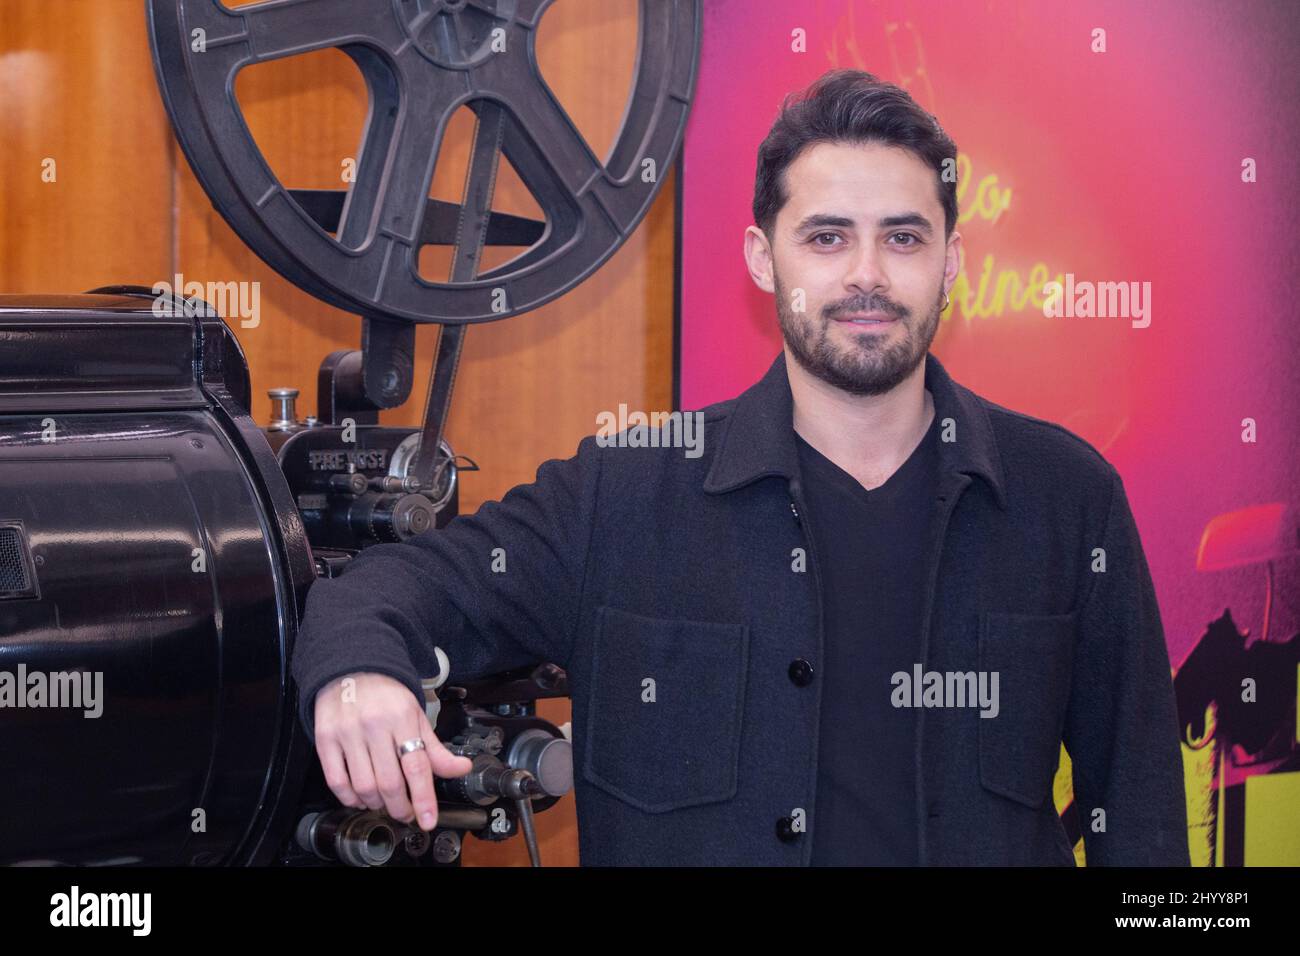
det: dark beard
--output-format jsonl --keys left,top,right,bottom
{"left": 775, "top": 273, "right": 943, "bottom": 397}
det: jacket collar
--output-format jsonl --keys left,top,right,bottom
{"left": 702, "top": 349, "right": 1008, "bottom": 510}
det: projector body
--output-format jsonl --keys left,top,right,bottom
{"left": 0, "top": 292, "right": 568, "bottom": 866}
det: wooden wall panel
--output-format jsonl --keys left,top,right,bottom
{"left": 0, "top": 0, "right": 173, "bottom": 292}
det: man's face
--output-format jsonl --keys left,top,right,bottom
{"left": 745, "top": 140, "right": 960, "bottom": 396}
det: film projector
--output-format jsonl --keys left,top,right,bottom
{"left": 0, "top": 0, "right": 699, "bottom": 866}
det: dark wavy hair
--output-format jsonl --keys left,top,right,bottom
{"left": 752, "top": 69, "right": 959, "bottom": 240}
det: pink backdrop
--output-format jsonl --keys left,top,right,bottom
{"left": 680, "top": 0, "right": 1300, "bottom": 691}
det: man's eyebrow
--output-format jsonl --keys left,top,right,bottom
{"left": 878, "top": 213, "right": 935, "bottom": 236}
{"left": 793, "top": 214, "right": 855, "bottom": 232}
{"left": 792, "top": 212, "right": 935, "bottom": 236}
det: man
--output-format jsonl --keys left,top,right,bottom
{"left": 291, "top": 69, "right": 1190, "bottom": 866}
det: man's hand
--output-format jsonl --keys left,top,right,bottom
{"left": 312, "top": 672, "right": 473, "bottom": 831}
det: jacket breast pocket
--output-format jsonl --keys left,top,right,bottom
{"left": 580, "top": 604, "right": 750, "bottom": 813}
{"left": 977, "top": 610, "right": 1077, "bottom": 810}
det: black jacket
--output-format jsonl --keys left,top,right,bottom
{"left": 291, "top": 350, "right": 1191, "bottom": 866}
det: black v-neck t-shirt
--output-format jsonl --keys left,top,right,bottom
{"left": 794, "top": 409, "right": 940, "bottom": 865}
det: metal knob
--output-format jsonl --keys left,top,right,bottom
{"left": 267, "top": 387, "right": 303, "bottom": 432}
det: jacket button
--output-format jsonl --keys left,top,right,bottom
{"left": 788, "top": 658, "right": 814, "bottom": 686}
{"left": 776, "top": 816, "right": 802, "bottom": 843}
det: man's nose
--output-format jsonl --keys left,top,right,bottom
{"left": 842, "top": 242, "right": 889, "bottom": 299}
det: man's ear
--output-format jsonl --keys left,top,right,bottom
{"left": 743, "top": 225, "right": 776, "bottom": 294}
{"left": 943, "top": 230, "right": 963, "bottom": 296}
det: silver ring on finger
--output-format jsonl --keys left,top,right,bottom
{"left": 397, "top": 737, "right": 426, "bottom": 758}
